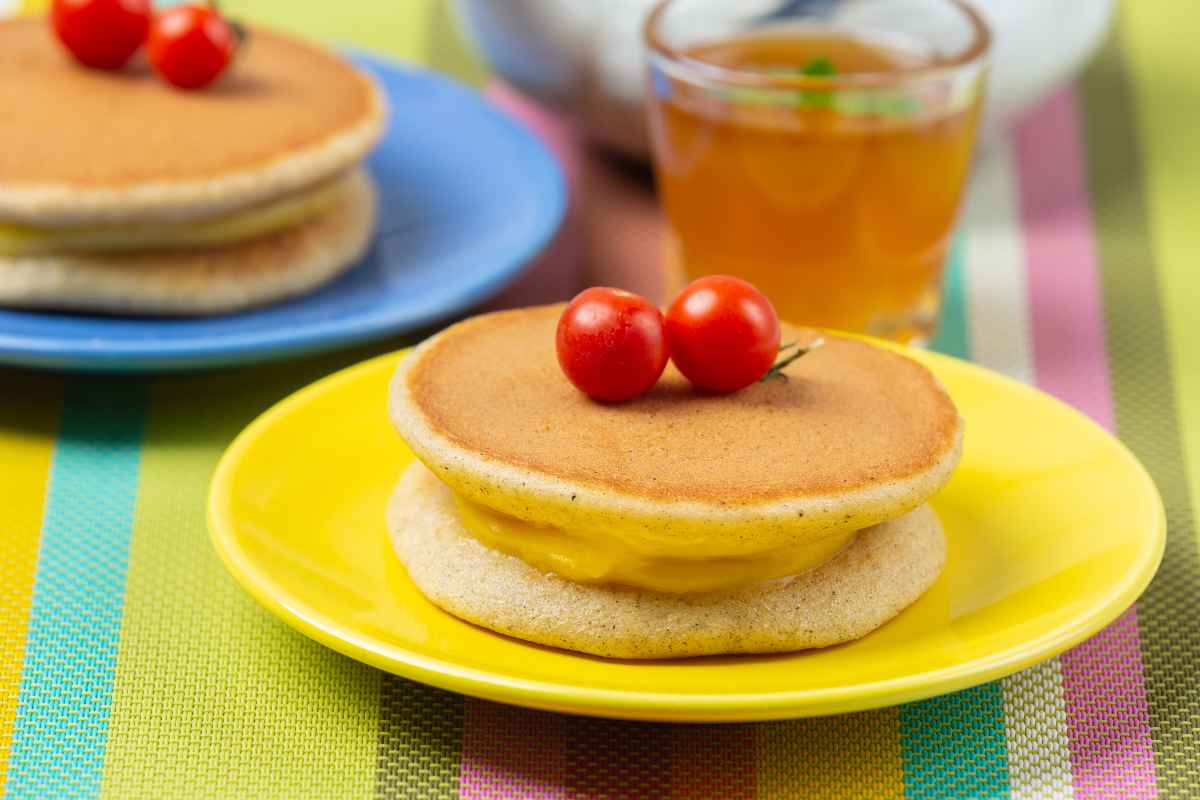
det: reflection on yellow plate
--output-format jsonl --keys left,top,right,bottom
{"left": 208, "top": 346, "right": 1164, "bottom": 722}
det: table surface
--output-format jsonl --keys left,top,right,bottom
{"left": 2, "top": 1, "right": 1199, "bottom": 798}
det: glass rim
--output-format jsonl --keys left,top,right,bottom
{"left": 643, "top": 0, "right": 992, "bottom": 90}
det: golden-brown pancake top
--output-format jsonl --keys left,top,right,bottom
{"left": 405, "top": 305, "right": 961, "bottom": 505}
{"left": 0, "top": 19, "right": 377, "bottom": 187}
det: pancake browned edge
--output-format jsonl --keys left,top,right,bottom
{"left": 0, "top": 19, "right": 386, "bottom": 224}
{"left": 0, "top": 170, "right": 375, "bottom": 316}
{"left": 389, "top": 462, "right": 946, "bottom": 659}
{"left": 391, "top": 306, "right": 963, "bottom": 555}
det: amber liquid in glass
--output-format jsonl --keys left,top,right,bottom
{"left": 649, "top": 34, "right": 981, "bottom": 340}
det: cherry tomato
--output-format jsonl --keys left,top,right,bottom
{"left": 666, "top": 275, "right": 781, "bottom": 393}
{"left": 51, "top": 0, "right": 150, "bottom": 70}
{"left": 148, "top": 4, "right": 237, "bottom": 90}
{"left": 556, "top": 287, "right": 670, "bottom": 402}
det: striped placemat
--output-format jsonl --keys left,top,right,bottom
{"left": 1, "top": 1, "right": 1197, "bottom": 797}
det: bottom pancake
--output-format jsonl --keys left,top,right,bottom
{"left": 0, "top": 170, "right": 375, "bottom": 316}
{"left": 388, "top": 462, "right": 946, "bottom": 659}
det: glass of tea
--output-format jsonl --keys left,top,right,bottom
{"left": 644, "top": 0, "right": 990, "bottom": 342}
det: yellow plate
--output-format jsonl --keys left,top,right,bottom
{"left": 208, "top": 348, "right": 1165, "bottom": 722}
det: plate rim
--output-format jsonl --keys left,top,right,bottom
{"left": 0, "top": 55, "right": 566, "bottom": 372}
{"left": 208, "top": 346, "right": 1167, "bottom": 722}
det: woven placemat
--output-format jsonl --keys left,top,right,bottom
{"left": 1, "top": 2, "right": 1197, "bottom": 797}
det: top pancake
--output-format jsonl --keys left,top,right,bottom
{"left": 0, "top": 19, "right": 385, "bottom": 224}
{"left": 390, "top": 305, "right": 963, "bottom": 554}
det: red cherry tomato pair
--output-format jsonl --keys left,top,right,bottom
{"left": 52, "top": 0, "right": 237, "bottom": 89}
{"left": 556, "top": 276, "right": 782, "bottom": 402}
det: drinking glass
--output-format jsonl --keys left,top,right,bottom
{"left": 645, "top": 0, "right": 990, "bottom": 342}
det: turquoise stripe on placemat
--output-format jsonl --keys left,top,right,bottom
{"left": 903, "top": 230, "right": 1010, "bottom": 798}
{"left": 6, "top": 380, "right": 146, "bottom": 800}
{"left": 900, "top": 685, "right": 1010, "bottom": 799}
{"left": 929, "top": 233, "right": 969, "bottom": 359}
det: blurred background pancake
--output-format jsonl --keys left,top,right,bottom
{"left": 0, "top": 18, "right": 386, "bottom": 315}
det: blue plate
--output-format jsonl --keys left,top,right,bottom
{"left": 0, "top": 55, "right": 566, "bottom": 371}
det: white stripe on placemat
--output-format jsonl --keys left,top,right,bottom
{"left": 1003, "top": 662, "right": 1076, "bottom": 799}
{"left": 963, "top": 137, "right": 1035, "bottom": 384}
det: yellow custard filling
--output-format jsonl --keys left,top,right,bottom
{"left": 0, "top": 175, "right": 350, "bottom": 256}
{"left": 455, "top": 495, "right": 855, "bottom": 594}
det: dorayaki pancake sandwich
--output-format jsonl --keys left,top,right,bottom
{"left": 388, "top": 305, "right": 963, "bottom": 659}
{"left": 0, "top": 18, "right": 385, "bottom": 315}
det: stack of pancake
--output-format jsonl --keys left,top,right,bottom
{"left": 388, "top": 305, "right": 963, "bottom": 659}
{"left": 0, "top": 18, "right": 385, "bottom": 315}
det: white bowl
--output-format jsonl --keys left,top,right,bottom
{"left": 451, "top": 0, "right": 1114, "bottom": 157}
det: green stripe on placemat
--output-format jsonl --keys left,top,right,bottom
{"left": 100, "top": 363, "right": 382, "bottom": 799}
{"left": 375, "top": 678, "right": 463, "bottom": 799}
{"left": 758, "top": 711, "right": 904, "bottom": 798}
{"left": 1083, "top": 26, "right": 1200, "bottom": 795}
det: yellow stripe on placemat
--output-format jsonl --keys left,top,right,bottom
{"left": 1114, "top": 2, "right": 1200, "bottom": 792}
{"left": 0, "top": 376, "right": 60, "bottom": 794}
{"left": 223, "top": 0, "right": 432, "bottom": 63}
{"left": 18, "top": 0, "right": 485, "bottom": 83}
{"left": 1121, "top": 0, "right": 1200, "bottom": 547}
{"left": 99, "top": 364, "right": 381, "bottom": 799}
{"left": 221, "top": 0, "right": 485, "bottom": 83}
{"left": 757, "top": 709, "right": 904, "bottom": 798}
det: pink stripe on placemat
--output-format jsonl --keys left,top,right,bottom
{"left": 1059, "top": 609, "right": 1157, "bottom": 798}
{"left": 1016, "top": 88, "right": 1114, "bottom": 428}
{"left": 459, "top": 700, "right": 568, "bottom": 799}
{"left": 1014, "top": 86, "right": 1158, "bottom": 798}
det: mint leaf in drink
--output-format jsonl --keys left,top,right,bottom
{"left": 801, "top": 57, "right": 836, "bottom": 77}
{"left": 797, "top": 57, "right": 836, "bottom": 108}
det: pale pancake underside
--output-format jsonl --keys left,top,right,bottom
{"left": 0, "top": 170, "right": 375, "bottom": 317}
{"left": 388, "top": 462, "right": 946, "bottom": 659}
